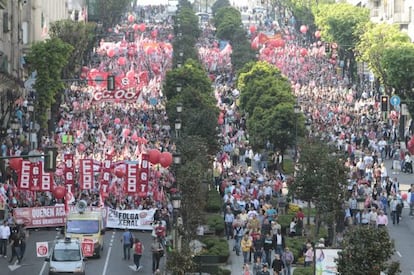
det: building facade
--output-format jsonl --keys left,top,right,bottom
{"left": 0, "top": 0, "right": 85, "bottom": 95}
{"left": 346, "top": 0, "right": 414, "bottom": 42}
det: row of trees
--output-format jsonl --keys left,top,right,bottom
{"left": 164, "top": 0, "right": 220, "bottom": 273}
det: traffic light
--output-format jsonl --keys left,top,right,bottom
{"left": 44, "top": 147, "right": 57, "bottom": 172}
{"left": 381, "top": 96, "right": 389, "bottom": 112}
{"left": 107, "top": 75, "right": 115, "bottom": 91}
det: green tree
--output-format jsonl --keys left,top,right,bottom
{"left": 26, "top": 38, "right": 73, "bottom": 132}
{"left": 289, "top": 139, "right": 348, "bottom": 242}
{"left": 237, "top": 61, "right": 296, "bottom": 152}
{"left": 90, "top": 0, "right": 131, "bottom": 29}
{"left": 314, "top": 3, "right": 369, "bottom": 80}
{"left": 211, "top": 0, "right": 230, "bottom": 16}
{"left": 336, "top": 226, "right": 399, "bottom": 275}
{"left": 164, "top": 60, "right": 219, "bottom": 154}
{"left": 49, "top": 20, "right": 97, "bottom": 79}
{"left": 355, "top": 22, "right": 411, "bottom": 94}
{"left": 381, "top": 43, "right": 414, "bottom": 116}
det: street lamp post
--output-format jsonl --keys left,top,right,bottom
{"left": 171, "top": 192, "right": 182, "bottom": 252}
{"left": 294, "top": 104, "right": 300, "bottom": 160}
{"left": 27, "top": 101, "right": 35, "bottom": 150}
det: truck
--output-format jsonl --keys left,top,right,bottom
{"left": 65, "top": 201, "right": 105, "bottom": 258}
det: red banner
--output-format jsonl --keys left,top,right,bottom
{"left": 64, "top": 154, "right": 75, "bottom": 192}
{"left": 125, "top": 162, "right": 139, "bottom": 194}
{"left": 138, "top": 154, "right": 149, "bottom": 197}
{"left": 30, "top": 162, "right": 42, "bottom": 192}
{"left": 14, "top": 206, "right": 67, "bottom": 228}
{"left": 100, "top": 154, "right": 112, "bottom": 196}
{"left": 17, "top": 160, "right": 31, "bottom": 190}
{"left": 79, "top": 159, "right": 94, "bottom": 190}
{"left": 87, "top": 71, "right": 108, "bottom": 88}
{"left": 81, "top": 239, "right": 95, "bottom": 257}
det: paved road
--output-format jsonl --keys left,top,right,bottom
{"left": 0, "top": 228, "right": 160, "bottom": 275}
{"left": 384, "top": 159, "right": 414, "bottom": 275}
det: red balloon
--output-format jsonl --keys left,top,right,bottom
{"left": 167, "top": 34, "right": 173, "bottom": 40}
{"left": 128, "top": 15, "right": 135, "bottom": 23}
{"left": 78, "top": 143, "right": 86, "bottom": 152}
{"left": 149, "top": 149, "right": 161, "bottom": 164}
{"left": 53, "top": 185, "right": 66, "bottom": 200}
{"left": 123, "top": 128, "right": 131, "bottom": 137}
{"left": 249, "top": 25, "right": 257, "bottom": 34}
{"left": 402, "top": 193, "right": 408, "bottom": 201}
{"left": 315, "top": 30, "right": 321, "bottom": 38}
{"left": 300, "top": 48, "right": 308, "bottom": 57}
{"left": 159, "top": 152, "right": 172, "bottom": 168}
{"left": 107, "top": 48, "right": 115, "bottom": 58}
{"left": 133, "top": 23, "right": 139, "bottom": 31}
{"left": 300, "top": 25, "right": 308, "bottom": 34}
{"left": 114, "top": 118, "right": 121, "bottom": 124}
{"left": 114, "top": 167, "right": 125, "bottom": 178}
{"left": 131, "top": 132, "right": 139, "bottom": 141}
{"left": 118, "top": 56, "right": 126, "bottom": 66}
{"left": 9, "top": 158, "right": 23, "bottom": 171}
{"left": 139, "top": 24, "right": 146, "bottom": 32}
{"left": 151, "top": 29, "right": 158, "bottom": 38}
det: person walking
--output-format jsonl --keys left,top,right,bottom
{"left": 241, "top": 233, "right": 252, "bottom": 264}
{"left": 257, "top": 263, "right": 271, "bottom": 275}
{"left": 121, "top": 228, "right": 133, "bottom": 260}
{"left": 282, "top": 247, "right": 294, "bottom": 275}
{"left": 151, "top": 238, "right": 163, "bottom": 273}
{"left": 133, "top": 238, "right": 144, "bottom": 271}
{"left": 17, "top": 224, "right": 28, "bottom": 261}
{"left": 8, "top": 229, "right": 22, "bottom": 264}
{"left": 0, "top": 221, "right": 11, "bottom": 258}
{"left": 271, "top": 253, "right": 284, "bottom": 275}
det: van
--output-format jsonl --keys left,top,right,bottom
{"left": 65, "top": 201, "right": 105, "bottom": 258}
{"left": 46, "top": 237, "right": 87, "bottom": 275}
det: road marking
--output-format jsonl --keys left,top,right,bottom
{"left": 39, "top": 262, "right": 47, "bottom": 275}
{"left": 9, "top": 260, "right": 21, "bottom": 271}
{"left": 397, "top": 251, "right": 402, "bottom": 257}
{"left": 102, "top": 231, "right": 116, "bottom": 275}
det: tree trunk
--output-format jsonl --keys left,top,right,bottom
{"left": 307, "top": 200, "right": 311, "bottom": 225}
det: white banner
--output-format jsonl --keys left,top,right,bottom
{"left": 106, "top": 208, "right": 156, "bottom": 230}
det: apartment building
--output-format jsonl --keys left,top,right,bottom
{"left": 0, "top": 0, "right": 85, "bottom": 93}
{"left": 346, "top": 0, "right": 414, "bottom": 42}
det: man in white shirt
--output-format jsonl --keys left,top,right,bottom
{"left": 0, "top": 220, "right": 11, "bottom": 258}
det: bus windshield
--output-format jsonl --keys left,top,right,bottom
{"left": 67, "top": 220, "right": 99, "bottom": 234}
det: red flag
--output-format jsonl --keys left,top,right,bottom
{"left": 64, "top": 154, "right": 75, "bottom": 192}
{"left": 258, "top": 32, "right": 269, "bottom": 44}
{"left": 138, "top": 154, "right": 149, "bottom": 197}
{"left": 87, "top": 71, "right": 109, "bottom": 88}
{"left": 125, "top": 162, "right": 139, "bottom": 194}
{"left": 79, "top": 159, "right": 93, "bottom": 190}
{"left": 17, "top": 160, "right": 31, "bottom": 190}
{"left": 100, "top": 154, "right": 112, "bottom": 196}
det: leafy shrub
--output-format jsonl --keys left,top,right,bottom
{"left": 199, "top": 237, "right": 229, "bottom": 257}
{"left": 206, "top": 213, "right": 225, "bottom": 235}
{"left": 285, "top": 236, "right": 307, "bottom": 263}
{"left": 293, "top": 266, "right": 313, "bottom": 275}
{"left": 206, "top": 189, "right": 222, "bottom": 212}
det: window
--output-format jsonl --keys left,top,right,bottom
{"left": 52, "top": 249, "right": 81, "bottom": 261}
{"left": 67, "top": 220, "right": 99, "bottom": 234}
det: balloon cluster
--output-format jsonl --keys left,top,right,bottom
{"left": 148, "top": 149, "right": 173, "bottom": 168}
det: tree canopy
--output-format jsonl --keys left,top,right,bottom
{"left": 336, "top": 226, "right": 399, "bottom": 275}
{"left": 26, "top": 38, "right": 73, "bottom": 132}
{"left": 49, "top": 20, "right": 97, "bottom": 79}
{"left": 237, "top": 61, "right": 297, "bottom": 151}
{"left": 90, "top": 0, "right": 131, "bottom": 29}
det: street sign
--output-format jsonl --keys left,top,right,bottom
{"left": 36, "top": 241, "right": 49, "bottom": 257}
{"left": 390, "top": 95, "right": 401, "bottom": 106}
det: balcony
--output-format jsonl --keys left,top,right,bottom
{"left": 393, "top": 13, "right": 410, "bottom": 24}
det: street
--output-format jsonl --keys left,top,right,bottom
{"left": 384, "top": 158, "right": 414, "bottom": 275}
{"left": 0, "top": 228, "right": 160, "bottom": 275}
